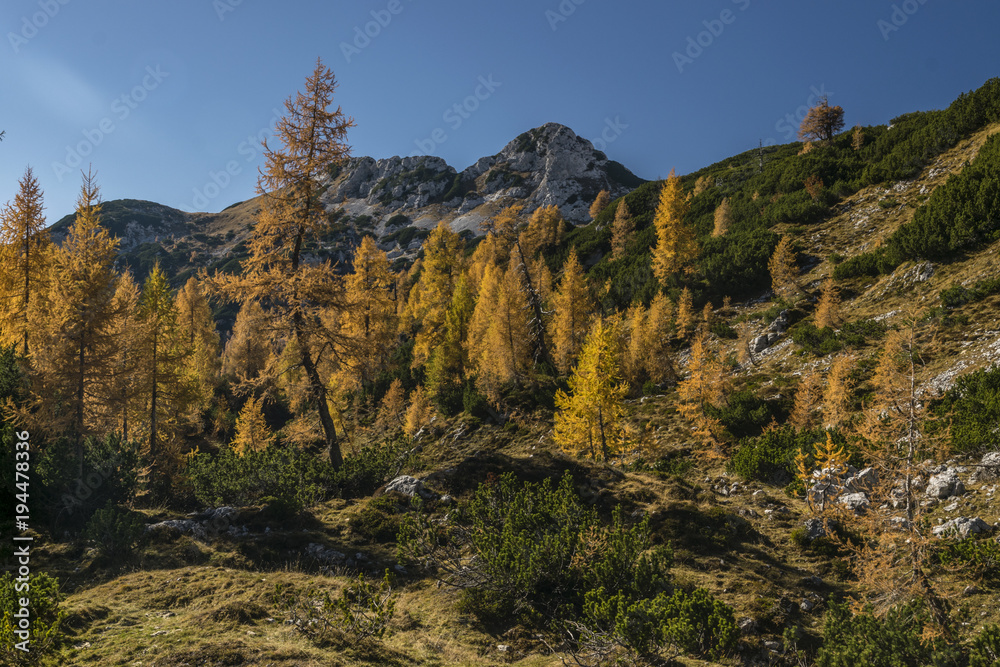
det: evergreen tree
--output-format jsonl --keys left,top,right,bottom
{"left": 208, "top": 59, "right": 354, "bottom": 467}
{"left": 0, "top": 166, "right": 49, "bottom": 356}
{"left": 651, "top": 169, "right": 697, "bottom": 287}
{"left": 551, "top": 249, "right": 594, "bottom": 375}
{"left": 554, "top": 317, "right": 629, "bottom": 462}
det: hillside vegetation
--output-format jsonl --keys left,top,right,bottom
{"left": 3, "top": 65, "right": 1000, "bottom": 666}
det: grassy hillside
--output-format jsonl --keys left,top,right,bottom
{"left": 8, "top": 79, "right": 1000, "bottom": 666}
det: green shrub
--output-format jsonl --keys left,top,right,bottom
{"left": 331, "top": 436, "right": 408, "bottom": 499}
{"left": 582, "top": 586, "right": 737, "bottom": 661}
{"left": 934, "top": 536, "right": 1000, "bottom": 582}
{"left": 0, "top": 572, "right": 66, "bottom": 666}
{"left": 707, "top": 389, "right": 784, "bottom": 440}
{"left": 816, "top": 600, "right": 963, "bottom": 667}
{"left": 83, "top": 504, "right": 146, "bottom": 560}
{"left": 730, "top": 425, "right": 832, "bottom": 485}
{"left": 399, "top": 472, "right": 672, "bottom": 624}
{"left": 186, "top": 442, "right": 332, "bottom": 510}
{"left": 271, "top": 570, "right": 396, "bottom": 645}
{"left": 929, "top": 365, "right": 1000, "bottom": 453}
{"left": 970, "top": 625, "right": 1000, "bottom": 667}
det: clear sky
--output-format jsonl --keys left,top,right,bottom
{"left": 2, "top": 0, "right": 999, "bottom": 222}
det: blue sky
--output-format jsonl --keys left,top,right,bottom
{"left": 2, "top": 0, "right": 999, "bottom": 221}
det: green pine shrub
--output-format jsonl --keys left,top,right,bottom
{"left": 83, "top": 504, "right": 146, "bottom": 560}
{"left": 0, "top": 572, "right": 66, "bottom": 666}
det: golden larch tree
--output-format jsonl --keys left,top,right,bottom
{"left": 589, "top": 190, "right": 612, "bottom": 220}
{"left": 207, "top": 59, "right": 354, "bottom": 467}
{"left": 425, "top": 275, "right": 474, "bottom": 409}
{"left": 481, "top": 205, "right": 552, "bottom": 368}
{"left": 175, "top": 277, "right": 220, "bottom": 410}
{"left": 404, "top": 385, "right": 434, "bottom": 437}
{"left": 768, "top": 236, "right": 798, "bottom": 300}
{"left": 33, "top": 169, "right": 119, "bottom": 476}
{"left": 789, "top": 371, "right": 823, "bottom": 432}
{"left": 222, "top": 301, "right": 271, "bottom": 386}
{"left": 651, "top": 169, "right": 698, "bottom": 287}
{"left": 823, "top": 353, "right": 855, "bottom": 429}
{"left": 554, "top": 316, "right": 629, "bottom": 462}
{"left": 551, "top": 249, "right": 595, "bottom": 375}
{"left": 471, "top": 263, "right": 532, "bottom": 405}
{"left": 611, "top": 199, "right": 634, "bottom": 260}
{"left": 675, "top": 287, "right": 695, "bottom": 341}
{"left": 231, "top": 395, "right": 274, "bottom": 456}
{"left": 408, "top": 220, "right": 464, "bottom": 368}
{"left": 138, "top": 263, "right": 193, "bottom": 487}
{"left": 95, "top": 270, "right": 143, "bottom": 440}
{"left": 677, "top": 328, "right": 728, "bottom": 453}
{"left": 814, "top": 274, "right": 842, "bottom": 329}
{"left": 842, "top": 323, "right": 949, "bottom": 626}
{"left": 798, "top": 96, "right": 845, "bottom": 142}
{"left": 339, "top": 236, "right": 397, "bottom": 392}
{"left": 522, "top": 204, "right": 565, "bottom": 258}
{"left": 712, "top": 197, "right": 731, "bottom": 237}
{"left": 0, "top": 166, "right": 50, "bottom": 356}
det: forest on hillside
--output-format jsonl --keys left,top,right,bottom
{"left": 4, "top": 61, "right": 1000, "bottom": 665}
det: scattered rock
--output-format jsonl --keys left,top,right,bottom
{"left": 764, "top": 640, "right": 783, "bottom": 653}
{"left": 839, "top": 492, "right": 870, "bottom": 513}
{"left": 384, "top": 475, "right": 434, "bottom": 499}
{"left": 975, "top": 452, "right": 1000, "bottom": 482}
{"left": 738, "top": 617, "right": 758, "bottom": 635}
{"left": 305, "top": 543, "right": 346, "bottom": 565}
{"left": 802, "top": 518, "right": 826, "bottom": 541}
{"left": 800, "top": 599, "right": 816, "bottom": 612}
{"left": 801, "top": 575, "right": 824, "bottom": 588}
{"left": 926, "top": 469, "right": 965, "bottom": 499}
{"left": 932, "top": 516, "right": 991, "bottom": 539}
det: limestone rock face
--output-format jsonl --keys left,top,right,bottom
{"left": 325, "top": 122, "right": 643, "bottom": 226}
